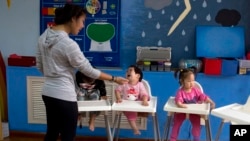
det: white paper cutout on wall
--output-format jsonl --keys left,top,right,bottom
{"left": 86, "top": 22, "right": 115, "bottom": 52}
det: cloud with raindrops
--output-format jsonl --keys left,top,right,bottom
{"left": 144, "top": 0, "right": 173, "bottom": 10}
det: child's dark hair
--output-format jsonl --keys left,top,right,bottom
{"left": 54, "top": 3, "right": 87, "bottom": 25}
{"left": 75, "top": 71, "right": 95, "bottom": 87}
{"left": 129, "top": 65, "right": 143, "bottom": 82}
{"left": 174, "top": 66, "right": 197, "bottom": 85}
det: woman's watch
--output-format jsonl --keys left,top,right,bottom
{"left": 110, "top": 76, "right": 115, "bottom": 82}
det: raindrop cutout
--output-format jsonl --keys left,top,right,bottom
{"left": 193, "top": 14, "right": 197, "bottom": 20}
{"left": 202, "top": 0, "right": 207, "bottom": 8}
{"left": 162, "top": 9, "right": 165, "bottom": 15}
{"left": 176, "top": 0, "right": 180, "bottom": 6}
{"left": 182, "top": 30, "right": 186, "bottom": 36}
{"left": 170, "top": 15, "right": 174, "bottom": 21}
{"left": 148, "top": 11, "right": 152, "bottom": 19}
{"left": 142, "top": 31, "right": 146, "bottom": 38}
{"left": 156, "top": 22, "right": 161, "bottom": 29}
{"left": 184, "top": 46, "right": 189, "bottom": 52}
{"left": 206, "top": 14, "right": 211, "bottom": 21}
{"left": 158, "top": 40, "right": 162, "bottom": 46}
{"left": 217, "top": 0, "right": 222, "bottom": 3}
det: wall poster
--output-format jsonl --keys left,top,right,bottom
{"left": 40, "top": 0, "right": 120, "bottom": 67}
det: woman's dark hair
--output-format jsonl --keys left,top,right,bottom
{"left": 54, "top": 3, "right": 87, "bottom": 25}
{"left": 174, "top": 66, "right": 197, "bottom": 85}
{"left": 129, "top": 65, "right": 143, "bottom": 82}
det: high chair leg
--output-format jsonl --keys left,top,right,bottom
{"left": 152, "top": 114, "right": 161, "bottom": 141}
{"left": 112, "top": 113, "right": 122, "bottom": 141}
{"left": 104, "top": 114, "right": 112, "bottom": 141}
{"left": 162, "top": 115, "right": 173, "bottom": 141}
{"left": 215, "top": 120, "right": 225, "bottom": 141}
{"left": 114, "top": 114, "right": 122, "bottom": 141}
{"left": 205, "top": 119, "right": 212, "bottom": 141}
{"left": 112, "top": 114, "right": 118, "bottom": 138}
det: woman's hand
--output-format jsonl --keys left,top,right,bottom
{"left": 114, "top": 77, "right": 129, "bottom": 85}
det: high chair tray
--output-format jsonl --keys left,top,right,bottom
{"left": 164, "top": 97, "right": 210, "bottom": 115}
{"left": 112, "top": 97, "right": 157, "bottom": 113}
{"left": 77, "top": 100, "right": 111, "bottom": 112}
{"left": 211, "top": 103, "right": 250, "bottom": 124}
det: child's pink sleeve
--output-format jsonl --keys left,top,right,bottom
{"left": 139, "top": 82, "right": 150, "bottom": 100}
{"left": 194, "top": 87, "right": 208, "bottom": 101}
{"left": 175, "top": 89, "right": 184, "bottom": 103}
{"left": 115, "top": 85, "right": 123, "bottom": 93}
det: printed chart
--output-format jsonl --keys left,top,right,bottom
{"left": 40, "top": 0, "right": 120, "bottom": 67}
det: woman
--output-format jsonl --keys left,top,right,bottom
{"left": 36, "top": 3, "right": 128, "bottom": 141}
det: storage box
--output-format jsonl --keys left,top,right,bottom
{"left": 238, "top": 59, "right": 250, "bottom": 75}
{"left": 157, "top": 61, "right": 164, "bottom": 71}
{"left": 136, "top": 61, "right": 144, "bottom": 71}
{"left": 136, "top": 46, "right": 171, "bottom": 62}
{"left": 239, "top": 68, "right": 250, "bottom": 75}
{"left": 143, "top": 61, "right": 151, "bottom": 71}
{"left": 221, "top": 59, "right": 238, "bottom": 76}
{"left": 164, "top": 62, "right": 171, "bottom": 71}
{"left": 8, "top": 55, "right": 36, "bottom": 67}
{"left": 136, "top": 46, "right": 171, "bottom": 71}
{"left": 150, "top": 61, "right": 158, "bottom": 71}
{"left": 203, "top": 58, "right": 222, "bottom": 75}
{"left": 239, "top": 59, "right": 250, "bottom": 68}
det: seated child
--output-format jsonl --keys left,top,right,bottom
{"left": 115, "top": 65, "right": 150, "bottom": 135}
{"left": 170, "top": 67, "right": 215, "bottom": 141}
{"left": 75, "top": 71, "right": 107, "bottom": 131}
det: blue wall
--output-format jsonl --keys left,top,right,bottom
{"left": 1, "top": 0, "right": 250, "bottom": 68}
{"left": 7, "top": 66, "right": 250, "bottom": 140}
{"left": 120, "top": 0, "right": 250, "bottom": 68}
{"left": 1, "top": 0, "right": 250, "bottom": 140}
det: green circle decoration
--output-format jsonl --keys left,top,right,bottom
{"left": 87, "top": 23, "right": 115, "bottom": 42}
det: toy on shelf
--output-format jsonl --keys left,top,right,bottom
{"left": 136, "top": 46, "right": 171, "bottom": 71}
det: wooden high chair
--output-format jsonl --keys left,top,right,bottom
{"left": 111, "top": 79, "right": 161, "bottom": 141}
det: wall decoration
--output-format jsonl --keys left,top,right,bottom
{"left": 120, "top": 0, "right": 249, "bottom": 68}
{"left": 40, "top": 0, "right": 121, "bottom": 67}
{"left": 167, "top": 0, "right": 191, "bottom": 36}
{"left": 215, "top": 9, "right": 241, "bottom": 27}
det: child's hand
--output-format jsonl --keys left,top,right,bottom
{"left": 116, "top": 98, "right": 122, "bottom": 103}
{"left": 206, "top": 98, "right": 215, "bottom": 109}
{"left": 141, "top": 100, "right": 149, "bottom": 106}
{"left": 210, "top": 102, "right": 215, "bottom": 109}
{"left": 176, "top": 102, "right": 187, "bottom": 108}
{"left": 178, "top": 104, "right": 187, "bottom": 108}
{"left": 101, "top": 96, "right": 107, "bottom": 100}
